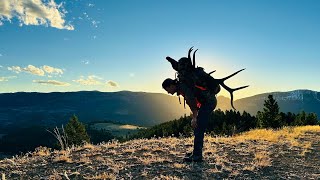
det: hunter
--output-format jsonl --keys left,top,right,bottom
{"left": 162, "top": 78, "right": 218, "bottom": 162}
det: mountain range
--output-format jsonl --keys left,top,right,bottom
{"left": 0, "top": 89, "right": 319, "bottom": 134}
{"left": 221, "top": 89, "right": 320, "bottom": 115}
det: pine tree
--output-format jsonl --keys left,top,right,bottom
{"left": 258, "top": 95, "right": 282, "bottom": 128}
{"left": 256, "top": 111, "right": 264, "bottom": 128}
{"left": 65, "top": 115, "right": 90, "bottom": 146}
{"left": 306, "top": 112, "right": 318, "bottom": 125}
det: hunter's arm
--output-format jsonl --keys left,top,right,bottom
{"left": 180, "top": 83, "right": 199, "bottom": 117}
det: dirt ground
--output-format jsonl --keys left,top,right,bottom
{"left": 0, "top": 129, "right": 319, "bottom": 179}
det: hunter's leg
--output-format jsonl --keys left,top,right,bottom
{"left": 193, "top": 99, "right": 217, "bottom": 157}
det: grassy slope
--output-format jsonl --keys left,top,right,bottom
{"left": 0, "top": 126, "right": 319, "bottom": 179}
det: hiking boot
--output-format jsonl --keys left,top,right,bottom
{"left": 183, "top": 154, "right": 203, "bottom": 162}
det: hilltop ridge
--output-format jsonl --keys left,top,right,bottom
{"left": 1, "top": 126, "right": 319, "bottom": 179}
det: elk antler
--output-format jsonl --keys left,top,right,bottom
{"left": 220, "top": 69, "right": 246, "bottom": 81}
{"left": 188, "top": 46, "right": 194, "bottom": 60}
{"left": 215, "top": 69, "right": 249, "bottom": 110}
{"left": 208, "top": 70, "right": 216, "bottom": 75}
{"left": 193, "top": 49, "right": 198, "bottom": 68}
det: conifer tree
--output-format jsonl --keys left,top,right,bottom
{"left": 65, "top": 115, "right": 90, "bottom": 146}
{"left": 258, "top": 95, "right": 282, "bottom": 128}
{"left": 306, "top": 113, "right": 318, "bottom": 125}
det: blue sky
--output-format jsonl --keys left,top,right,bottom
{"left": 0, "top": 0, "right": 319, "bottom": 99}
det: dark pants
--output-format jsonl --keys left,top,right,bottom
{"left": 193, "top": 98, "right": 217, "bottom": 156}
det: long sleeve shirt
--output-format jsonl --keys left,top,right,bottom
{"left": 176, "top": 82, "right": 216, "bottom": 112}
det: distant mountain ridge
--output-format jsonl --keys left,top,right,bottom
{"left": 0, "top": 89, "right": 319, "bottom": 134}
{"left": 0, "top": 91, "right": 190, "bottom": 134}
{"left": 218, "top": 89, "right": 320, "bottom": 116}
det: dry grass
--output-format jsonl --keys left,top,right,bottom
{"left": 53, "top": 150, "right": 72, "bottom": 163}
{"left": 153, "top": 174, "right": 182, "bottom": 180}
{"left": 82, "top": 143, "right": 96, "bottom": 150}
{"left": 123, "top": 148, "right": 135, "bottom": 154}
{"left": 83, "top": 172, "right": 117, "bottom": 180}
{"left": 32, "top": 146, "right": 51, "bottom": 157}
{"left": 152, "top": 146, "right": 165, "bottom": 153}
{"left": 95, "top": 156, "right": 106, "bottom": 163}
{"left": 243, "top": 164, "right": 255, "bottom": 171}
{"left": 108, "top": 149, "right": 117, "bottom": 155}
{"left": 139, "top": 155, "right": 169, "bottom": 165}
{"left": 254, "top": 151, "right": 271, "bottom": 167}
{"left": 172, "top": 163, "right": 186, "bottom": 169}
{"left": 101, "top": 141, "right": 118, "bottom": 150}
{"left": 230, "top": 170, "right": 240, "bottom": 176}
{"left": 299, "top": 142, "right": 313, "bottom": 156}
{"left": 207, "top": 166, "right": 221, "bottom": 173}
{"left": 203, "top": 147, "right": 217, "bottom": 156}
{"left": 233, "top": 125, "right": 320, "bottom": 157}
{"left": 79, "top": 156, "right": 91, "bottom": 164}
{"left": 1, "top": 125, "right": 319, "bottom": 179}
{"left": 142, "top": 152, "right": 153, "bottom": 157}
{"left": 234, "top": 125, "right": 320, "bottom": 144}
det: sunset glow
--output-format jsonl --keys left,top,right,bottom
{"left": 1, "top": 0, "right": 319, "bottom": 99}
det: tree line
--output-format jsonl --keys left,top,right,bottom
{"left": 129, "top": 95, "right": 319, "bottom": 139}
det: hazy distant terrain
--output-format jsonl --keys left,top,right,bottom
{"left": 220, "top": 89, "right": 320, "bottom": 116}
{"left": 0, "top": 90, "right": 320, "bottom": 129}
{"left": 90, "top": 122, "right": 146, "bottom": 137}
{"left": 0, "top": 89, "right": 319, "bottom": 135}
{"left": 0, "top": 91, "right": 190, "bottom": 134}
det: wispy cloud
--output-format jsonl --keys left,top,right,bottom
{"left": 33, "top": 80, "right": 70, "bottom": 86}
{"left": 78, "top": 11, "right": 99, "bottom": 29}
{"left": 8, "top": 66, "right": 22, "bottom": 73}
{"left": 0, "top": 53, "right": 2, "bottom": 57}
{"left": 0, "top": 76, "right": 17, "bottom": 82}
{"left": 106, "top": 80, "right": 119, "bottom": 88}
{"left": 73, "top": 75, "right": 119, "bottom": 88}
{"left": 81, "top": 60, "right": 90, "bottom": 65}
{"left": 0, "top": 0, "right": 74, "bottom": 30}
{"left": 8, "top": 65, "right": 63, "bottom": 76}
{"left": 23, "top": 65, "right": 45, "bottom": 76}
{"left": 73, "top": 75, "right": 102, "bottom": 85}
{"left": 91, "top": 20, "right": 99, "bottom": 28}
{"left": 42, "top": 65, "right": 63, "bottom": 75}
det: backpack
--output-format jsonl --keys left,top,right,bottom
{"left": 166, "top": 47, "right": 249, "bottom": 110}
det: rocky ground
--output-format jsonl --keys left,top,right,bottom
{"left": 0, "top": 126, "right": 319, "bottom": 179}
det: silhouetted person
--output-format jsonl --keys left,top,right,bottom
{"left": 162, "top": 78, "right": 217, "bottom": 162}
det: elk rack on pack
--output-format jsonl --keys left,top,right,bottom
{"left": 166, "top": 47, "right": 249, "bottom": 110}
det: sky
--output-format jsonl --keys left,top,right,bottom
{"left": 0, "top": 0, "right": 319, "bottom": 99}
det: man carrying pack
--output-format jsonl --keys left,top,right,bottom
{"left": 163, "top": 47, "right": 248, "bottom": 162}
{"left": 162, "top": 78, "right": 217, "bottom": 162}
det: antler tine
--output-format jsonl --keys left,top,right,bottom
{"left": 219, "top": 82, "right": 249, "bottom": 110}
{"left": 193, "top": 49, "right": 198, "bottom": 68}
{"left": 221, "top": 69, "right": 246, "bottom": 81}
{"left": 188, "top": 46, "right": 194, "bottom": 60}
{"left": 233, "top": 85, "right": 249, "bottom": 91}
{"left": 209, "top": 70, "right": 216, "bottom": 75}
